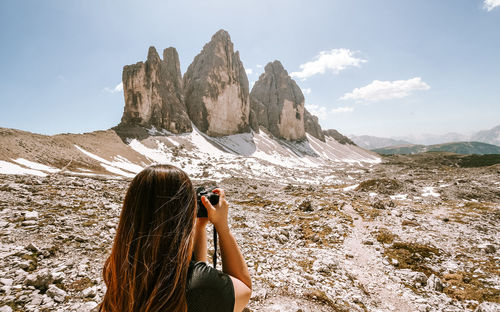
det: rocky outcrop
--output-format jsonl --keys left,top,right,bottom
{"left": 250, "top": 61, "right": 305, "bottom": 141}
{"left": 304, "top": 109, "right": 325, "bottom": 141}
{"left": 323, "top": 129, "right": 356, "bottom": 145}
{"left": 120, "top": 46, "right": 192, "bottom": 134}
{"left": 183, "top": 30, "right": 250, "bottom": 136}
{"left": 116, "top": 31, "right": 330, "bottom": 142}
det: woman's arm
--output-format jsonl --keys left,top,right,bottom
{"left": 192, "top": 218, "right": 208, "bottom": 262}
{"left": 202, "top": 189, "right": 252, "bottom": 312}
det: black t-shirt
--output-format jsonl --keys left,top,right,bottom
{"left": 186, "top": 261, "right": 235, "bottom": 312}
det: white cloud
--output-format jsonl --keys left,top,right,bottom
{"left": 104, "top": 82, "right": 123, "bottom": 94}
{"left": 484, "top": 0, "right": 500, "bottom": 11}
{"left": 340, "top": 77, "right": 430, "bottom": 102}
{"left": 245, "top": 68, "right": 253, "bottom": 75}
{"left": 256, "top": 64, "right": 263, "bottom": 68}
{"left": 306, "top": 104, "right": 354, "bottom": 120}
{"left": 302, "top": 88, "right": 311, "bottom": 95}
{"left": 291, "top": 49, "right": 367, "bottom": 80}
{"left": 305, "top": 104, "right": 328, "bottom": 120}
{"left": 331, "top": 106, "right": 354, "bottom": 113}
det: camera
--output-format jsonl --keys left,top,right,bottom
{"left": 196, "top": 187, "right": 219, "bottom": 218}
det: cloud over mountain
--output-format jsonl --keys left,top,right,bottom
{"left": 291, "top": 49, "right": 366, "bottom": 80}
{"left": 340, "top": 77, "right": 430, "bottom": 102}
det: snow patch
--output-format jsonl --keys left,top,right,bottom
{"left": 0, "top": 160, "right": 47, "bottom": 177}
{"left": 74, "top": 145, "right": 141, "bottom": 177}
{"left": 422, "top": 187, "right": 440, "bottom": 197}
{"left": 12, "top": 158, "right": 60, "bottom": 173}
{"left": 343, "top": 184, "right": 360, "bottom": 191}
{"left": 390, "top": 194, "right": 408, "bottom": 200}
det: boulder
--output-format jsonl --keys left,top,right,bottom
{"left": 25, "top": 269, "right": 54, "bottom": 289}
{"left": 426, "top": 273, "right": 444, "bottom": 292}
{"left": 298, "top": 199, "right": 313, "bottom": 212}
{"left": 120, "top": 46, "right": 192, "bottom": 133}
{"left": 0, "top": 306, "right": 12, "bottom": 312}
{"left": 250, "top": 60, "right": 305, "bottom": 141}
{"left": 184, "top": 29, "right": 250, "bottom": 136}
{"left": 46, "top": 284, "right": 67, "bottom": 303}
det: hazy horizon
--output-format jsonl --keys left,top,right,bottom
{"left": 1, "top": 0, "right": 499, "bottom": 138}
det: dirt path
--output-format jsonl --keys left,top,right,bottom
{"left": 341, "top": 204, "right": 417, "bottom": 312}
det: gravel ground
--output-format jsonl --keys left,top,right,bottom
{"left": 0, "top": 154, "right": 499, "bottom": 312}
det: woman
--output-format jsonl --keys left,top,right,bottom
{"left": 99, "top": 164, "right": 252, "bottom": 312}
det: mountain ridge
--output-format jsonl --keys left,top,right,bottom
{"left": 350, "top": 125, "right": 500, "bottom": 150}
{"left": 373, "top": 141, "right": 500, "bottom": 155}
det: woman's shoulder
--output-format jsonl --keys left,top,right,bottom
{"left": 187, "top": 261, "right": 235, "bottom": 312}
{"left": 188, "top": 261, "right": 233, "bottom": 291}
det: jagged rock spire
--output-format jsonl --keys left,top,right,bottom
{"left": 183, "top": 29, "right": 250, "bottom": 136}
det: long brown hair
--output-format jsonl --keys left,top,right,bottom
{"left": 100, "top": 164, "right": 196, "bottom": 312}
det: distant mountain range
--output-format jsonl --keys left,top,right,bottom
{"left": 373, "top": 141, "right": 500, "bottom": 155}
{"left": 471, "top": 125, "right": 500, "bottom": 146}
{"left": 347, "top": 135, "right": 412, "bottom": 150}
{"left": 350, "top": 125, "right": 500, "bottom": 151}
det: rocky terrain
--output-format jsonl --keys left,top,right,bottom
{"left": 0, "top": 153, "right": 499, "bottom": 312}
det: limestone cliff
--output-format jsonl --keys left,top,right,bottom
{"left": 304, "top": 108, "right": 325, "bottom": 141}
{"left": 249, "top": 61, "right": 305, "bottom": 141}
{"left": 120, "top": 46, "right": 192, "bottom": 133}
{"left": 183, "top": 30, "right": 250, "bottom": 136}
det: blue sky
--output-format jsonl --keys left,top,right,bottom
{"left": 0, "top": 0, "right": 499, "bottom": 137}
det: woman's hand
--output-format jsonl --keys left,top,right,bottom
{"left": 202, "top": 188, "right": 229, "bottom": 232}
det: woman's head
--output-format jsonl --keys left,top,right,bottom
{"left": 101, "top": 164, "right": 196, "bottom": 312}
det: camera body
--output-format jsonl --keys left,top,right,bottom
{"left": 196, "top": 187, "right": 219, "bottom": 218}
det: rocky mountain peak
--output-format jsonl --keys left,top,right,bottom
{"left": 265, "top": 60, "right": 286, "bottom": 73}
{"left": 162, "top": 47, "right": 183, "bottom": 92}
{"left": 304, "top": 109, "right": 325, "bottom": 141}
{"left": 146, "top": 46, "right": 161, "bottom": 63}
{"left": 249, "top": 60, "right": 306, "bottom": 141}
{"left": 183, "top": 29, "right": 250, "bottom": 136}
{"left": 250, "top": 60, "right": 326, "bottom": 141}
{"left": 323, "top": 129, "right": 355, "bottom": 145}
{"left": 119, "top": 46, "right": 192, "bottom": 134}
{"left": 211, "top": 29, "right": 231, "bottom": 42}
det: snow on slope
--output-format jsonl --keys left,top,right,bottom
{"left": 74, "top": 145, "right": 141, "bottom": 178}
{"left": 12, "top": 158, "right": 60, "bottom": 173}
{"left": 0, "top": 160, "right": 48, "bottom": 177}
{"left": 127, "top": 127, "right": 380, "bottom": 183}
{"left": 1, "top": 126, "right": 380, "bottom": 183}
